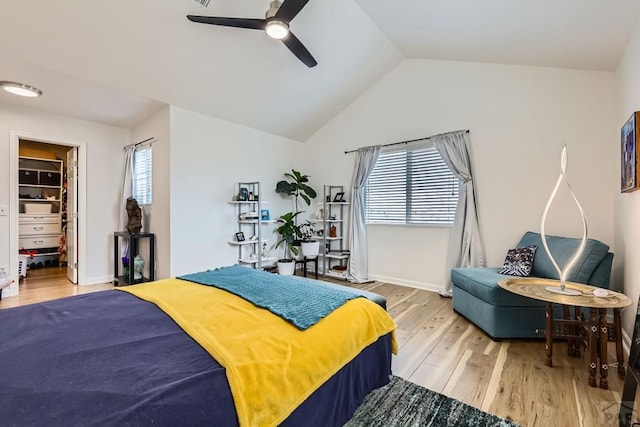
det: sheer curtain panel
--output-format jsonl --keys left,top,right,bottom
{"left": 348, "top": 146, "right": 381, "bottom": 283}
{"left": 432, "top": 130, "right": 485, "bottom": 297}
{"left": 118, "top": 146, "right": 134, "bottom": 256}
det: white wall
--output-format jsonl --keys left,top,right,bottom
{"left": 305, "top": 59, "right": 616, "bottom": 290}
{"left": 615, "top": 19, "right": 640, "bottom": 335}
{"left": 131, "top": 106, "right": 171, "bottom": 280}
{"left": 168, "top": 106, "right": 304, "bottom": 277}
{"left": 0, "top": 104, "right": 129, "bottom": 295}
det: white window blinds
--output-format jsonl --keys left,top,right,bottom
{"left": 365, "top": 143, "right": 459, "bottom": 225}
{"left": 133, "top": 146, "right": 152, "bottom": 205}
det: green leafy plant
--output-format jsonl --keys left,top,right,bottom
{"left": 275, "top": 170, "right": 317, "bottom": 260}
{"left": 299, "top": 220, "right": 317, "bottom": 241}
{"left": 275, "top": 211, "right": 302, "bottom": 260}
{"left": 275, "top": 170, "right": 317, "bottom": 215}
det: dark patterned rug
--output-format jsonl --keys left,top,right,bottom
{"left": 345, "top": 375, "right": 520, "bottom": 427}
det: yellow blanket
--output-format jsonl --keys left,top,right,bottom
{"left": 120, "top": 278, "right": 397, "bottom": 427}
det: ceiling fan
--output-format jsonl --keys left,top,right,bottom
{"left": 187, "top": 0, "right": 317, "bottom": 68}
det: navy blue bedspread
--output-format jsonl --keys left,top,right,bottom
{"left": 0, "top": 290, "right": 392, "bottom": 426}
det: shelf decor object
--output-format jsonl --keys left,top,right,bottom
{"left": 540, "top": 146, "right": 587, "bottom": 296}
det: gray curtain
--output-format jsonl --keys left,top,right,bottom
{"left": 432, "top": 130, "right": 485, "bottom": 297}
{"left": 118, "top": 146, "right": 134, "bottom": 256}
{"left": 348, "top": 145, "right": 381, "bottom": 283}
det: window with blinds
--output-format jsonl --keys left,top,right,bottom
{"left": 133, "top": 146, "right": 152, "bottom": 205}
{"left": 364, "top": 143, "right": 459, "bottom": 225}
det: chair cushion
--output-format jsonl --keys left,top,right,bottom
{"left": 451, "top": 267, "right": 547, "bottom": 307}
{"left": 517, "top": 232, "right": 609, "bottom": 284}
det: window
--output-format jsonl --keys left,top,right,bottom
{"left": 133, "top": 146, "right": 152, "bottom": 205}
{"left": 364, "top": 143, "right": 459, "bottom": 225}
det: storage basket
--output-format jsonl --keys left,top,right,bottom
{"left": 19, "top": 169, "right": 38, "bottom": 185}
{"left": 39, "top": 171, "right": 61, "bottom": 186}
{"left": 18, "top": 255, "right": 29, "bottom": 277}
{"left": 24, "top": 203, "right": 53, "bottom": 214}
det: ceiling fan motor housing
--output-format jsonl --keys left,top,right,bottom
{"left": 266, "top": 0, "right": 282, "bottom": 19}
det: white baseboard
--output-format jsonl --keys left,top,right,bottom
{"left": 368, "top": 273, "right": 443, "bottom": 293}
{"left": 82, "top": 275, "right": 114, "bottom": 286}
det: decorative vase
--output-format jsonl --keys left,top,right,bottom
{"left": 122, "top": 256, "right": 130, "bottom": 277}
{"left": 133, "top": 255, "right": 145, "bottom": 280}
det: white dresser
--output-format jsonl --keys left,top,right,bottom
{"left": 18, "top": 214, "right": 62, "bottom": 264}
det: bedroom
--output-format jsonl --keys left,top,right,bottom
{"left": 1, "top": 0, "right": 640, "bottom": 425}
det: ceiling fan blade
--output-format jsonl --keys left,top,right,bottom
{"left": 282, "top": 32, "right": 317, "bottom": 67}
{"left": 187, "top": 15, "right": 266, "bottom": 30}
{"left": 275, "top": 0, "right": 309, "bottom": 23}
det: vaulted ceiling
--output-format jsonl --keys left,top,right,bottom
{"left": 1, "top": 0, "right": 639, "bottom": 141}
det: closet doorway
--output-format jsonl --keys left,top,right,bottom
{"left": 10, "top": 134, "right": 84, "bottom": 294}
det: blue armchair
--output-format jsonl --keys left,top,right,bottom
{"left": 451, "top": 231, "right": 614, "bottom": 339}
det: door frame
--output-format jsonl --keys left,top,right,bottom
{"left": 8, "top": 131, "right": 87, "bottom": 295}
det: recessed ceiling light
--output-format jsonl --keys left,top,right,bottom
{"left": 0, "top": 81, "right": 43, "bottom": 98}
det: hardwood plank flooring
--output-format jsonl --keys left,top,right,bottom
{"left": 344, "top": 279, "right": 624, "bottom": 427}
{"left": 0, "top": 271, "right": 624, "bottom": 426}
{"left": 0, "top": 267, "right": 113, "bottom": 309}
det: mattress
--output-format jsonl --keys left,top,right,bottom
{"left": 0, "top": 280, "right": 393, "bottom": 426}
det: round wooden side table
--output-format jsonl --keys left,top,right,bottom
{"left": 499, "top": 277, "right": 631, "bottom": 389}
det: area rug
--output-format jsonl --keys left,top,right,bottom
{"left": 345, "top": 375, "right": 519, "bottom": 427}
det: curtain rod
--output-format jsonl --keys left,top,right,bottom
{"left": 344, "top": 130, "right": 470, "bottom": 154}
{"left": 124, "top": 137, "right": 156, "bottom": 150}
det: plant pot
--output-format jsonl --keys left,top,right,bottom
{"left": 301, "top": 240, "right": 320, "bottom": 259}
{"left": 277, "top": 259, "right": 295, "bottom": 276}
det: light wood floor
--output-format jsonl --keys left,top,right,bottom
{"left": 0, "top": 267, "right": 112, "bottom": 309}
{"left": 0, "top": 269, "right": 624, "bottom": 426}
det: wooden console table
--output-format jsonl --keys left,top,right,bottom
{"left": 499, "top": 277, "right": 631, "bottom": 390}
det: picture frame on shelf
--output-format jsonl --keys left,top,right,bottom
{"left": 622, "top": 111, "right": 640, "bottom": 193}
{"left": 235, "top": 232, "right": 245, "bottom": 242}
{"left": 333, "top": 192, "right": 345, "bottom": 202}
{"left": 260, "top": 209, "right": 270, "bottom": 221}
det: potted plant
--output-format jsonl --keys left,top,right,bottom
{"left": 275, "top": 170, "right": 317, "bottom": 262}
{"left": 299, "top": 220, "right": 320, "bottom": 259}
{"left": 274, "top": 211, "right": 302, "bottom": 275}
{"left": 275, "top": 170, "right": 318, "bottom": 215}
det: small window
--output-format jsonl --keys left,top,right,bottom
{"left": 133, "top": 146, "right": 152, "bottom": 205}
{"left": 365, "top": 143, "right": 459, "bottom": 226}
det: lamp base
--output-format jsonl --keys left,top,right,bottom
{"left": 545, "top": 285, "right": 582, "bottom": 296}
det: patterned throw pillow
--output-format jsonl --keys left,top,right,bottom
{"left": 498, "top": 245, "right": 538, "bottom": 276}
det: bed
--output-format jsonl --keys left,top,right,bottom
{"left": 0, "top": 265, "right": 396, "bottom": 426}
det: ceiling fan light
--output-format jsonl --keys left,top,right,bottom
{"left": 0, "top": 81, "right": 43, "bottom": 98}
{"left": 265, "top": 20, "right": 289, "bottom": 39}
